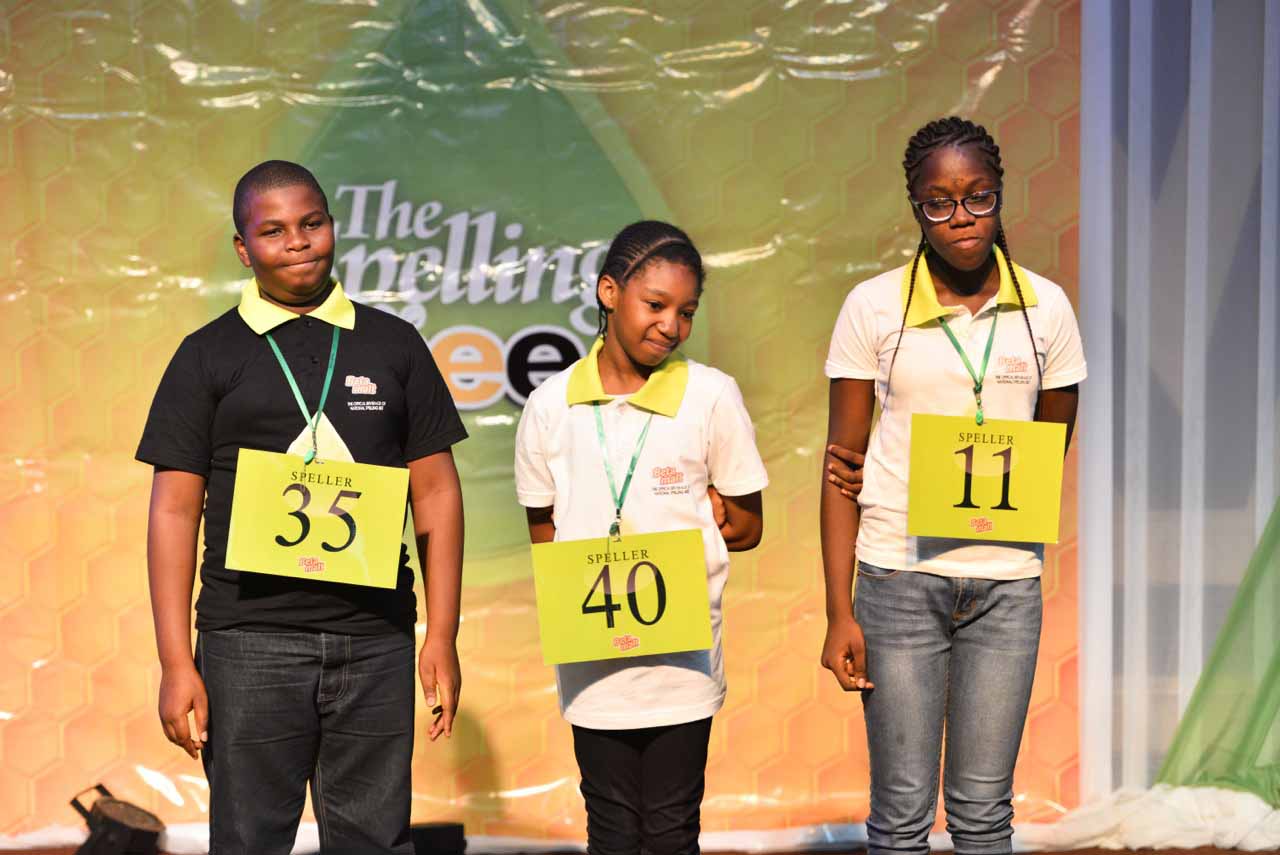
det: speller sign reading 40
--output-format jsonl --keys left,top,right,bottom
{"left": 907, "top": 415, "right": 1067, "bottom": 544}
{"left": 531, "top": 529, "right": 713, "bottom": 665}
{"left": 581, "top": 560, "right": 667, "bottom": 628}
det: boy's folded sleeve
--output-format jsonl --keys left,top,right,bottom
{"left": 403, "top": 326, "right": 469, "bottom": 462}
{"left": 136, "top": 336, "right": 216, "bottom": 477}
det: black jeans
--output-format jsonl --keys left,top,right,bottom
{"left": 571, "top": 717, "right": 713, "bottom": 855}
{"left": 196, "top": 629, "right": 416, "bottom": 855}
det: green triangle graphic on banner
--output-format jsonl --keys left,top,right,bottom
{"left": 256, "top": 0, "right": 685, "bottom": 569}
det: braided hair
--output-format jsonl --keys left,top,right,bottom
{"left": 595, "top": 220, "right": 705, "bottom": 337}
{"left": 885, "top": 116, "right": 1043, "bottom": 403}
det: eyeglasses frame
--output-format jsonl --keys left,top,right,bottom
{"left": 909, "top": 187, "right": 1004, "bottom": 223}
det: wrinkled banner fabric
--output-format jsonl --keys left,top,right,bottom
{"left": 0, "top": 0, "right": 1082, "bottom": 839}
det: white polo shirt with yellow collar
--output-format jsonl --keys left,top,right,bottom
{"left": 825, "top": 247, "right": 1087, "bottom": 579}
{"left": 515, "top": 339, "right": 769, "bottom": 730}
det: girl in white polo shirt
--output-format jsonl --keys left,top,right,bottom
{"left": 515, "top": 220, "right": 768, "bottom": 854}
{"left": 819, "top": 117, "right": 1086, "bottom": 855}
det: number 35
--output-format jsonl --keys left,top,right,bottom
{"left": 274, "top": 484, "right": 363, "bottom": 552}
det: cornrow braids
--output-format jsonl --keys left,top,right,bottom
{"left": 902, "top": 116, "right": 1004, "bottom": 194}
{"left": 994, "top": 227, "right": 1044, "bottom": 395}
{"left": 895, "top": 116, "right": 1042, "bottom": 402}
{"left": 595, "top": 220, "right": 705, "bottom": 337}
{"left": 884, "top": 235, "right": 928, "bottom": 403}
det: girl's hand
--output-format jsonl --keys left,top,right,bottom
{"left": 708, "top": 485, "right": 727, "bottom": 530}
{"left": 159, "top": 661, "right": 208, "bottom": 758}
{"left": 820, "top": 617, "right": 874, "bottom": 692}
{"left": 825, "top": 444, "right": 865, "bottom": 500}
{"left": 708, "top": 487, "right": 763, "bottom": 551}
{"left": 419, "top": 637, "right": 461, "bottom": 741}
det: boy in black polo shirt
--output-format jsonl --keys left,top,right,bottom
{"left": 137, "top": 160, "right": 467, "bottom": 855}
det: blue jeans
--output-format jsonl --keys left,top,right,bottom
{"left": 196, "top": 629, "right": 416, "bottom": 855}
{"left": 854, "top": 564, "right": 1042, "bottom": 855}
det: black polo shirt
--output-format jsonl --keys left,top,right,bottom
{"left": 136, "top": 282, "right": 467, "bottom": 636}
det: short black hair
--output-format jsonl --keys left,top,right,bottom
{"left": 232, "top": 160, "right": 329, "bottom": 235}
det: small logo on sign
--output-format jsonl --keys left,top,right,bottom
{"left": 612, "top": 634, "right": 640, "bottom": 652}
{"left": 298, "top": 556, "right": 325, "bottom": 574}
{"left": 968, "top": 517, "right": 994, "bottom": 534}
{"left": 345, "top": 374, "right": 378, "bottom": 395}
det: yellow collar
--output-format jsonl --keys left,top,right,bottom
{"left": 566, "top": 337, "right": 689, "bottom": 417}
{"left": 237, "top": 279, "right": 357, "bottom": 335}
{"left": 902, "top": 246, "right": 1038, "bottom": 327}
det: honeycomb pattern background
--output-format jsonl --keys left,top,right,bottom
{"left": 0, "top": 0, "right": 1082, "bottom": 837}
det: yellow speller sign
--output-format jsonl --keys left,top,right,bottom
{"left": 531, "top": 529, "right": 713, "bottom": 665}
{"left": 907, "top": 414, "right": 1067, "bottom": 544}
{"left": 226, "top": 449, "right": 410, "bottom": 588}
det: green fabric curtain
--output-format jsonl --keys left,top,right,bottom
{"left": 1157, "top": 499, "right": 1280, "bottom": 806}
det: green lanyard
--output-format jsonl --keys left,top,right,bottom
{"left": 265, "top": 325, "right": 340, "bottom": 465}
{"left": 938, "top": 308, "right": 999, "bottom": 425}
{"left": 593, "top": 403, "right": 654, "bottom": 539}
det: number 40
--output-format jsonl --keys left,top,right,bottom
{"left": 954, "top": 445, "right": 1018, "bottom": 511}
{"left": 581, "top": 562, "right": 668, "bottom": 628}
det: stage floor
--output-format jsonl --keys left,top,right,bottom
{"left": 10, "top": 844, "right": 1254, "bottom": 849}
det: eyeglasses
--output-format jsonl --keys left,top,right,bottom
{"left": 910, "top": 188, "right": 1002, "bottom": 223}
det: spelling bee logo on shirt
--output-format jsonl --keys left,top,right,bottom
{"left": 651, "top": 465, "right": 689, "bottom": 497}
{"left": 346, "top": 374, "right": 378, "bottom": 394}
{"left": 993, "top": 354, "right": 1034, "bottom": 386}
{"left": 345, "top": 374, "right": 386, "bottom": 412}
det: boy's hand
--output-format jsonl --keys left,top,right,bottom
{"left": 820, "top": 617, "right": 874, "bottom": 692}
{"left": 825, "top": 444, "right": 865, "bottom": 500}
{"left": 419, "top": 637, "right": 461, "bottom": 741}
{"left": 159, "top": 662, "right": 208, "bottom": 758}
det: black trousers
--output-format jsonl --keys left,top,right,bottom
{"left": 197, "top": 629, "right": 416, "bottom": 855}
{"left": 571, "top": 717, "right": 714, "bottom": 855}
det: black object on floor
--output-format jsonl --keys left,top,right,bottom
{"left": 70, "top": 784, "right": 165, "bottom": 855}
{"left": 411, "top": 822, "right": 466, "bottom": 855}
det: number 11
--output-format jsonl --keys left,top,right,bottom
{"left": 953, "top": 445, "right": 1018, "bottom": 511}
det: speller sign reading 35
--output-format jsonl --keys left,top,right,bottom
{"left": 227, "top": 449, "right": 409, "bottom": 588}
{"left": 275, "top": 483, "right": 362, "bottom": 553}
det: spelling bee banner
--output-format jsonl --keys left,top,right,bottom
{"left": 0, "top": 0, "right": 1083, "bottom": 838}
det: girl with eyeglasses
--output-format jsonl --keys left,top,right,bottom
{"left": 818, "top": 117, "right": 1087, "bottom": 855}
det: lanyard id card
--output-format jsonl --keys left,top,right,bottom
{"left": 225, "top": 326, "right": 409, "bottom": 587}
